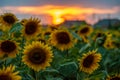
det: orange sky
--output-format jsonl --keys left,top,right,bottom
{"left": 1, "top": 5, "right": 119, "bottom": 25}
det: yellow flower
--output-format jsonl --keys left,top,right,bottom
{"left": 22, "top": 17, "right": 41, "bottom": 39}
{"left": 103, "top": 39, "right": 115, "bottom": 49}
{"left": 50, "top": 29, "right": 74, "bottom": 51}
{"left": 0, "top": 13, "right": 18, "bottom": 30}
{"left": 103, "top": 33, "right": 115, "bottom": 49}
{"left": 22, "top": 41, "right": 53, "bottom": 72}
{"left": 41, "top": 29, "right": 52, "bottom": 39}
{"left": 105, "top": 31, "right": 112, "bottom": 40}
{"left": 106, "top": 74, "right": 120, "bottom": 80}
{"left": 79, "top": 50, "right": 102, "bottom": 74}
{"left": 20, "top": 18, "right": 27, "bottom": 25}
{"left": 78, "top": 25, "right": 93, "bottom": 37}
{"left": 47, "top": 25, "right": 58, "bottom": 31}
{"left": 0, "top": 40, "right": 19, "bottom": 59}
{"left": 0, "top": 65, "right": 21, "bottom": 80}
{"left": 36, "top": 37, "right": 46, "bottom": 44}
{"left": 93, "top": 31, "right": 104, "bottom": 41}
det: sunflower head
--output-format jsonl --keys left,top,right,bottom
{"left": 103, "top": 39, "right": 115, "bottom": 49}
{"left": 22, "top": 41, "right": 53, "bottom": 71}
{"left": 50, "top": 29, "right": 74, "bottom": 51}
{"left": 22, "top": 17, "right": 41, "bottom": 39}
{"left": 0, "top": 13, "right": 18, "bottom": 27}
{"left": 43, "top": 30, "right": 52, "bottom": 38}
{"left": 0, "top": 65, "right": 21, "bottom": 80}
{"left": 0, "top": 40, "right": 18, "bottom": 58}
{"left": 93, "top": 32, "right": 104, "bottom": 41}
{"left": 20, "top": 18, "right": 27, "bottom": 25}
{"left": 36, "top": 37, "right": 46, "bottom": 44}
{"left": 48, "top": 25, "right": 58, "bottom": 31}
{"left": 41, "top": 27, "right": 53, "bottom": 39}
{"left": 106, "top": 74, "right": 120, "bottom": 80}
{"left": 79, "top": 49, "right": 102, "bottom": 74}
{"left": 78, "top": 25, "right": 93, "bottom": 37}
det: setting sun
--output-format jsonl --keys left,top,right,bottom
{"left": 48, "top": 10, "right": 65, "bottom": 25}
{"left": 3, "top": 5, "right": 118, "bottom": 24}
{"left": 53, "top": 17, "right": 64, "bottom": 25}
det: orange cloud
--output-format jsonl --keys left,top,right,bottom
{"left": 1, "top": 5, "right": 119, "bottom": 24}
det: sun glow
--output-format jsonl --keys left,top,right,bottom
{"left": 53, "top": 18, "right": 64, "bottom": 25}
{"left": 48, "top": 10, "right": 64, "bottom": 25}
{"left": 2, "top": 5, "right": 118, "bottom": 25}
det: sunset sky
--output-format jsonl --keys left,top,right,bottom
{"left": 0, "top": 0, "right": 120, "bottom": 25}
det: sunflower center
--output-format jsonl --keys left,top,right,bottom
{"left": 45, "top": 32, "right": 51, "bottom": 35}
{"left": 25, "top": 21, "right": 37, "bottom": 35}
{"left": 0, "top": 74, "right": 11, "bottom": 80}
{"left": 29, "top": 48, "right": 46, "bottom": 64}
{"left": 1, "top": 40, "right": 16, "bottom": 53}
{"left": 97, "top": 33, "right": 102, "bottom": 37}
{"left": 56, "top": 32, "right": 70, "bottom": 44}
{"left": 38, "top": 39, "right": 46, "bottom": 44}
{"left": 110, "top": 77, "right": 120, "bottom": 80}
{"left": 3, "top": 15, "right": 16, "bottom": 25}
{"left": 83, "top": 54, "right": 94, "bottom": 68}
{"left": 106, "top": 44, "right": 110, "bottom": 47}
{"left": 80, "top": 27, "right": 89, "bottom": 34}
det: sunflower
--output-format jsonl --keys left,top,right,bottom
{"left": 0, "top": 13, "right": 18, "bottom": 30}
{"left": 22, "top": 41, "right": 53, "bottom": 72}
{"left": 93, "top": 31, "right": 104, "bottom": 41}
{"left": 49, "top": 29, "right": 74, "bottom": 51}
{"left": 78, "top": 25, "right": 93, "bottom": 37}
{"left": 0, "top": 65, "right": 21, "bottom": 80}
{"left": 79, "top": 50, "right": 102, "bottom": 74}
{"left": 41, "top": 29, "right": 52, "bottom": 39}
{"left": 20, "top": 18, "right": 27, "bottom": 25}
{"left": 106, "top": 74, "right": 120, "bottom": 80}
{"left": 103, "top": 39, "right": 115, "bottom": 49}
{"left": 103, "top": 33, "right": 115, "bottom": 49}
{"left": 0, "top": 40, "right": 19, "bottom": 59}
{"left": 105, "top": 31, "right": 112, "bottom": 39}
{"left": 48, "top": 25, "right": 58, "bottom": 31}
{"left": 22, "top": 17, "right": 41, "bottom": 39}
{"left": 36, "top": 37, "right": 46, "bottom": 44}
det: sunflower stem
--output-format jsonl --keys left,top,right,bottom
{"left": 35, "top": 71, "right": 39, "bottom": 80}
{"left": 4, "top": 59, "right": 7, "bottom": 67}
{"left": 66, "top": 50, "right": 69, "bottom": 57}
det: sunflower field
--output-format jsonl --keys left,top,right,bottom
{"left": 0, "top": 12, "right": 120, "bottom": 80}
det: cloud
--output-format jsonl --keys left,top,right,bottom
{"left": 1, "top": 5, "right": 118, "bottom": 15}
{"left": 0, "top": 0, "right": 120, "bottom": 25}
{"left": 0, "top": 5, "right": 119, "bottom": 24}
{"left": 0, "top": 0, "right": 120, "bottom": 9}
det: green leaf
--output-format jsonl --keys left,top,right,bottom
{"left": 70, "top": 31, "right": 82, "bottom": 41}
{"left": 0, "top": 30, "right": 3, "bottom": 36}
{"left": 79, "top": 43, "right": 91, "bottom": 54}
{"left": 58, "top": 62, "right": 78, "bottom": 77}
{"left": 42, "top": 68, "right": 59, "bottom": 74}
{"left": 9, "top": 22, "right": 22, "bottom": 33}
{"left": 46, "top": 77, "right": 63, "bottom": 80}
{"left": 89, "top": 71, "right": 107, "bottom": 80}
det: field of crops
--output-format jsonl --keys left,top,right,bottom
{"left": 0, "top": 13, "right": 120, "bottom": 80}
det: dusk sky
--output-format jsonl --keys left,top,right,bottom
{"left": 0, "top": 0, "right": 120, "bottom": 25}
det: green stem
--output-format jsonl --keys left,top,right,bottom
{"left": 4, "top": 59, "right": 7, "bottom": 67}
{"left": 31, "top": 70, "right": 39, "bottom": 80}
{"left": 35, "top": 71, "right": 39, "bottom": 80}
{"left": 66, "top": 50, "right": 69, "bottom": 57}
